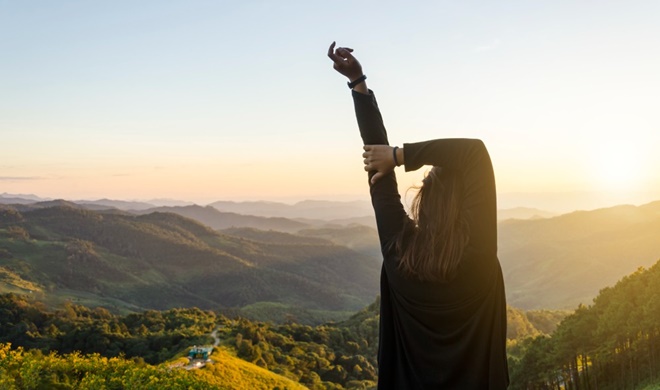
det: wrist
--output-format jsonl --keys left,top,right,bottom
{"left": 348, "top": 73, "right": 365, "bottom": 83}
{"left": 347, "top": 74, "right": 366, "bottom": 88}
{"left": 396, "top": 147, "right": 404, "bottom": 166}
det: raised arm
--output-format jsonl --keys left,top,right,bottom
{"left": 353, "top": 91, "right": 409, "bottom": 248}
{"left": 328, "top": 42, "right": 408, "bottom": 249}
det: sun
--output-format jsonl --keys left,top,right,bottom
{"left": 588, "top": 140, "right": 644, "bottom": 191}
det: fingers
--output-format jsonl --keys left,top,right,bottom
{"left": 363, "top": 152, "right": 372, "bottom": 170}
{"left": 363, "top": 152, "right": 374, "bottom": 171}
{"left": 363, "top": 146, "right": 372, "bottom": 158}
{"left": 327, "top": 41, "right": 343, "bottom": 64}
{"left": 341, "top": 49, "right": 357, "bottom": 62}
{"left": 328, "top": 42, "right": 356, "bottom": 65}
{"left": 362, "top": 144, "right": 392, "bottom": 184}
{"left": 328, "top": 52, "right": 343, "bottom": 64}
{"left": 337, "top": 47, "right": 351, "bottom": 57}
{"left": 327, "top": 41, "right": 335, "bottom": 57}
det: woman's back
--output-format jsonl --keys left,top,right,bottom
{"left": 352, "top": 91, "right": 509, "bottom": 389}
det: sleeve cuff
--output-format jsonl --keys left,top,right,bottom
{"left": 352, "top": 88, "right": 375, "bottom": 99}
{"left": 402, "top": 143, "right": 417, "bottom": 172}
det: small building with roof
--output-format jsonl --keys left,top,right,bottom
{"left": 188, "top": 345, "right": 214, "bottom": 361}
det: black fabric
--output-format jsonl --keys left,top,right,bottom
{"left": 352, "top": 90, "right": 509, "bottom": 389}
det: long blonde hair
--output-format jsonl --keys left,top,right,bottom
{"left": 396, "top": 167, "right": 470, "bottom": 282}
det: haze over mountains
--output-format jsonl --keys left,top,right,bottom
{"left": 1, "top": 193, "right": 555, "bottom": 222}
{"left": 500, "top": 201, "right": 660, "bottom": 309}
{"left": 1, "top": 193, "right": 659, "bottom": 314}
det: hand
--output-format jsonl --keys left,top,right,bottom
{"left": 363, "top": 145, "right": 396, "bottom": 184}
{"left": 327, "top": 41, "right": 363, "bottom": 81}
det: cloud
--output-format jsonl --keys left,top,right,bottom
{"left": 0, "top": 176, "right": 43, "bottom": 181}
{"left": 474, "top": 39, "right": 501, "bottom": 52}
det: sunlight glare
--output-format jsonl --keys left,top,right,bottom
{"left": 589, "top": 139, "right": 644, "bottom": 191}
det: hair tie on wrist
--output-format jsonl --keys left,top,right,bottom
{"left": 393, "top": 146, "right": 400, "bottom": 167}
{"left": 347, "top": 75, "right": 367, "bottom": 89}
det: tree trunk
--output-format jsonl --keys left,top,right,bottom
{"left": 582, "top": 354, "right": 590, "bottom": 390}
{"left": 629, "top": 346, "right": 634, "bottom": 387}
{"left": 651, "top": 332, "right": 656, "bottom": 381}
{"left": 573, "top": 355, "right": 581, "bottom": 390}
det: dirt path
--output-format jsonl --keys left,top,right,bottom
{"left": 210, "top": 327, "right": 221, "bottom": 347}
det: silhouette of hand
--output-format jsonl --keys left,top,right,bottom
{"left": 363, "top": 145, "right": 397, "bottom": 184}
{"left": 327, "top": 41, "right": 363, "bottom": 81}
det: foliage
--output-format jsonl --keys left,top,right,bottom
{"left": 510, "top": 259, "right": 660, "bottom": 389}
{"left": 506, "top": 306, "right": 568, "bottom": 341}
{"left": 219, "top": 300, "right": 380, "bottom": 390}
{"left": 0, "top": 342, "right": 305, "bottom": 389}
{"left": 0, "top": 342, "right": 217, "bottom": 389}
{"left": 228, "top": 301, "right": 354, "bottom": 326}
{"left": 0, "top": 294, "right": 215, "bottom": 365}
{"left": 0, "top": 289, "right": 568, "bottom": 389}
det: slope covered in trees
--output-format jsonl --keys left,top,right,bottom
{"left": 509, "top": 258, "right": 660, "bottom": 389}
{"left": 0, "top": 291, "right": 565, "bottom": 389}
{"left": 0, "top": 205, "right": 379, "bottom": 315}
{"left": 500, "top": 201, "right": 660, "bottom": 309}
{"left": 0, "top": 293, "right": 215, "bottom": 364}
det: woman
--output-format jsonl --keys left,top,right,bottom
{"left": 328, "top": 42, "right": 509, "bottom": 389}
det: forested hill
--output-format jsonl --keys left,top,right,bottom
{"left": 0, "top": 204, "right": 379, "bottom": 314}
{"left": 500, "top": 200, "right": 660, "bottom": 309}
{"left": 0, "top": 291, "right": 567, "bottom": 389}
{"left": 509, "top": 258, "right": 660, "bottom": 389}
{"left": 0, "top": 294, "right": 306, "bottom": 389}
{"left": 135, "top": 205, "right": 309, "bottom": 233}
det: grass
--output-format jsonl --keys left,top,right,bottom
{"left": 0, "top": 266, "right": 42, "bottom": 292}
{"left": 166, "top": 346, "right": 308, "bottom": 390}
{"left": 202, "top": 347, "right": 308, "bottom": 390}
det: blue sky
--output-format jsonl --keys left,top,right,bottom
{"left": 1, "top": 1, "right": 659, "bottom": 210}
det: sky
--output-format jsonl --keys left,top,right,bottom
{"left": 1, "top": 1, "right": 659, "bottom": 211}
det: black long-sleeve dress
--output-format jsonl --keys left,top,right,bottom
{"left": 353, "top": 90, "right": 509, "bottom": 389}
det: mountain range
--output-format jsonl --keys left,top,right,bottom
{"left": 1, "top": 194, "right": 555, "bottom": 222}
{"left": 0, "top": 203, "right": 380, "bottom": 315}
{"left": 2, "top": 194, "right": 659, "bottom": 313}
{"left": 128, "top": 200, "right": 660, "bottom": 310}
{"left": 135, "top": 205, "right": 309, "bottom": 233}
